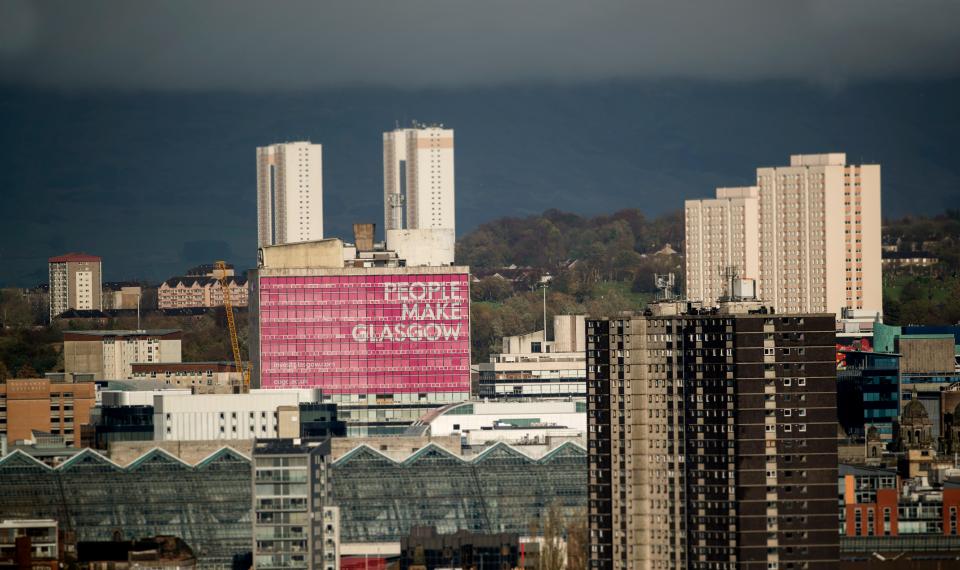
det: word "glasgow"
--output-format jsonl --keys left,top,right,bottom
{"left": 352, "top": 323, "right": 463, "bottom": 342}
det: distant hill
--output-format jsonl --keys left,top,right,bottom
{"left": 460, "top": 208, "right": 684, "bottom": 362}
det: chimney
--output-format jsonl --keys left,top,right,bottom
{"left": 353, "top": 223, "right": 375, "bottom": 252}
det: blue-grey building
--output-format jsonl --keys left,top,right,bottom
{"left": 838, "top": 351, "right": 901, "bottom": 440}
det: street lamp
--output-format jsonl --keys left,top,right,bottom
{"left": 538, "top": 275, "right": 551, "bottom": 340}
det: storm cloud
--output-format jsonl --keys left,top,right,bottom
{"left": 1, "top": 0, "right": 959, "bottom": 91}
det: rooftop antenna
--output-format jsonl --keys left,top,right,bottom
{"left": 655, "top": 273, "right": 676, "bottom": 301}
{"left": 721, "top": 265, "right": 740, "bottom": 301}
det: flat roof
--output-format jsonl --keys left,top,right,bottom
{"left": 65, "top": 329, "right": 181, "bottom": 337}
{"left": 49, "top": 252, "right": 101, "bottom": 263}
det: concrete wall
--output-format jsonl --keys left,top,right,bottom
{"left": 63, "top": 340, "right": 105, "bottom": 379}
{"left": 153, "top": 389, "right": 322, "bottom": 441}
{"left": 899, "top": 337, "right": 956, "bottom": 375}
{"left": 386, "top": 228, "right": 455, "bottom": 266}
{"left": 259, "top": 238, "right": 345, "bottom": 269}
{"left": 553, "top": 315, "right": 586, "bottom": 353}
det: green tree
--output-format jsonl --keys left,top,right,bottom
{"left": 565, "top": 508, "right": 588, "bottom": 570}
{"left": 0, "top": 289, "right": 34, "bottom": 329}
{"left": 471, "top": 277, "right": 515, "bottom": 302}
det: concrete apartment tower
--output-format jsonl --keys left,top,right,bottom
{"left": 382, "top": 125, "right": 455, "bottom": 266}
{"left": 587, "top": 302, "right": 839, "bottom": 570}
{"left": 684, "top": 153, "right": 881, "bottom": 317}
{"left": 257, "top": 141, "right": 324, "bottom": 248}
{"left": 48, "top": 253, "right": 102, "bottom": 320}
{"left": 685, "top": 186, "right": 760, "bottom": 304}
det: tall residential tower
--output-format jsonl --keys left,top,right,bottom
{"left": 383, "top": 125, "right": 455, "bottom": 233}
{"left": 684, "top": 187, "right": 760, "bottom": 304}
{"left": 684, "top": 153, "right": 881, "bottom": 317}
{"left": 382, "top": 125, "right": 456, "bottom": 266}
{"left": 587, "top": 302, "right": 839, "bottom": 570}
{"left": 257, "top": 141, "right": 324, "bottom": 248}
{"left": 48, "top": 252, "right": 102, "bottom": 320}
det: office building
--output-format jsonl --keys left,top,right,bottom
{"left": 383, "top": 125, "right": 455, "bottom": 266}
{"left": 252, "top": 438, "right": 336, "bottom": 570}
{"left": 257, "top": 141, "right": 324, "bottom": 248}
{"left": 250, "top": 239, "right": 470, "bottom": 435}
{"left": 0, "top": 377, "right": 96, "bottom": 446}
{"left": 48, "top": 253, "right": 102, "bottom": 320}
{"left": 477, "top": 315, "right": 587, "bottom": 400}
{"left": 838, "top": 351, "right": 901, "bottom": 442}
{"left": 0, "top": 519, "right": 59, "bottom": 567}
{"left": 684, "top": 187, "right": 760, "bottom": 305}
{"left": 684, "top": 154, "right": 881, "bottom": 317}
{"left": 63, "top": 329, "right": 182, "bottom": 380}
{"left": 153, "top": 389, "right": 322, "bottom": 441}
{"left": 416, "top": 400, "right": 587, "bottom": 441}
{"left": 587, "top": 302, "right": 839, "bottom": 570}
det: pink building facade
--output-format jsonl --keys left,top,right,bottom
{"left": 252, "top": 268, "right": 470, "bottom": 395}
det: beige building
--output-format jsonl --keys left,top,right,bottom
{"left": 63, "top": 329, "right": 183, "bottom": 380}
{"left": 684, "top": 186, "right": 760, "bottom": 304}
{"left": 158, "top": 275, "right": 248, "bottom": 309}
{"left": 477, "top": 314, "right": 587, "bottom": 399}
{"left": 102, "top": 282, "right": 142, "bottom": 310}
{"left": 48, "top": 253, "right": 102, "bottom": 320}
{"left": 383, "top": 125, "right": 455, "bottom": 265}
{"left": 685, "top": 153, "right": 881, "bottom": 317}
{"left": 0, "top": 377, "right": 96, "bottom": 446}
{"left": 257, "top": 141, "right": 324, "bottom": 248}
{"left": 129, "top": 361, "right": 243, "bottom": 392}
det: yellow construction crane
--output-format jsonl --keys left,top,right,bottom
{"left": 216, "top": 260, "right": 251, "bottom": 393}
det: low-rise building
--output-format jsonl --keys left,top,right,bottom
{"left": 399, "top": 527, "right": 519, "bottom": 570}
{"left": 477, "top": 315, "right": 586, "bottom": 400}
{"left": 414, "top": 399, "right": 586, "bottom": 444}
{"left": 63, "top": 329, "right": 182, "bottom": 380}
{"left": 153, "top": 389, "right": 322, "bottom": 441}
{"left": 76, "top": 535, "right": 196, "bottom": 568}
{"left": 128, "top": 361, "right": 242, "bottom": 392}
{"left": 102, "top": 282, "right": 142, "bottom": 310}
{"left": 158, "top": 263, "right": 248, "bottom": 309}
{"left": 0, "top": 377, "right": 96, "bottom": 447}
{"left": 0, "top": 519, "right": 59, "bottom": 568}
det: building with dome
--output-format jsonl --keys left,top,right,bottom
{"left": 896, "top": 397, "right": 934, "bottom": 451}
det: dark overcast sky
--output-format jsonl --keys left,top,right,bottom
{"left": 0, "top": 1, "right": 959, "bottom": 285}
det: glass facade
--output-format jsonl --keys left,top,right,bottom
{"left": 838, "top": 351, "right": 900, "bottom": 439}
{"left": 0, "top": 448, "right": 251, "bottom": 568}
{"left": 329, "top": 441, "right": 587, "bottom": 542}
{"left": 258, "top": 273, "right": 470, "bottom": 394}
{"left": 0, "top": 441, "right": 588, "bottom": 564}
